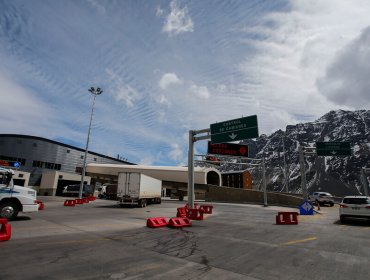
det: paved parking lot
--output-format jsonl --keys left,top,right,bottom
{"left": 1, "top": 197, "right": 370, "bottom": 280}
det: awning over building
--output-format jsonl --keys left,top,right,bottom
{"left": 86, "top": 164, "right": 222, "bottom": 186}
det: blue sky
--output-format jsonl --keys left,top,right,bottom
{"left": 1, "top": 0, "right": 370, "bottom": 166}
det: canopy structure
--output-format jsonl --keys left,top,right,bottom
{"left": 86, "top": 164, "right": 222, "bottom": 186}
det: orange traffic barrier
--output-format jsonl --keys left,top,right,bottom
{"left": 0, "top": 218, "right": 11, "bottom": 242}
{"left": 276, "top": 212, "right": 298, "bottom": 225}
{"left": 187, "top": 208, "right": 204, "bottom": 220}
{"left": 176, "top": 207, "right": 188, "bottom": 218}
{"left": 147, "top": 217, "right": 168, "bottom": 228}
{"left": 168, "top": 217, "right": 192, "bottom": 228}
{"left": 64, "top": 200, "right": 76, "bottom": 207}
{"left": 199, "top": 205, "right": 213, "bottom": 214}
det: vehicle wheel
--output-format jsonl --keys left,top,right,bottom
{"left": 0, "top": 202, "right": 19, "bottom": 220}
{"left": 157, "top": 198, "right": 162, "bottom": 204}
{"left": 179, "top": 196, "right": 184, "bottom": 201}
{"left": 340, "top": 216, "right": 346, "bottom": 224}
{"left": 330, "top": 202, "right": 334, "bottom": 207}
{"left": 139, "top": 199, "right": 147, "bottom": 208}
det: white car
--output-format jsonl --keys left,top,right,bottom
{"left": 309, "top": 192, "right": 335, "bottom": 206}
{"left": 339, "top": 196, "right": 370, "bottom": 223}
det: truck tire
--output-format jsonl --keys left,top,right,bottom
{"left": 139, "top": 199, "right": 147, "bottom": 208}
{"left": 157, "top": 198, "right": 162, "bottom": 204}
{"left": 0, "top": 201, "right": 19, "bottom": 220}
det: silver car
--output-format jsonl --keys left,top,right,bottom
{"left": 309, "top": 192, "right": 335, "bottom": 206}
{"left": 339, "top": 196, "right": 370, "bottom": 223}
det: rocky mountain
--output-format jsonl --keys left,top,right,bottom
{"left": 221, "top": 110, "right": 370, "bottom": 196}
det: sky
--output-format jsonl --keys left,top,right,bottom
{"left": 1, "top": 0, "right": 370, "bottom": 166}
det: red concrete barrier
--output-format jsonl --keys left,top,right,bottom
{"left": 36, "top": 200, "right": 45, "bottom": 210}
{"left": 187, "top": 208, "right": 204, "bottom": 220}
{"left": 199, "top": 205, "right": 213, "bottom": 214}
{"left": 147, "top": 217, "right": 168, "bottom": 228}
{"left": 83, "top": 198, "right": 90, "bottom": 203}
{"left": 64, "top": 200, "right": 76, "bottom": 206}
{"left": 176, "top": 207, "right": 188, "bottom": 218}
{"left": 75, "top": 199, "right": 84, "bottom": 204}
{"left": 168, "top": 217, "right": 192, "bottom": 228}
{"left": 0, "top": 218, "right": 11, "bottom": 242}
{"left": 276, "top": 212, "right": 299, "bottom": 225}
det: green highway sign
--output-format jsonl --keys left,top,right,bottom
{"left": 210, "top": 115, "right": 259, "bottom": 144}
{"left": 316, "top": 141, "right": 351, "bottom": 156}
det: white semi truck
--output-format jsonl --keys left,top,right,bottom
{"left": 0, "top": 167, "right": 39, "bottom": 220}
{"left": 117, "top": 172, "right": 162, "bottom": 207}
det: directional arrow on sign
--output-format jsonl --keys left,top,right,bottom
{"left": 302, "top": 202, "right": 313, "bottom": 212}
{"left": 229, "top": 133, "right": 237, "bottom": 140}
{"left": 331, "top": 150, "right": 337, "bottom": 155}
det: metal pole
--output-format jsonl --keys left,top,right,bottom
{"left": 187, "top": 130, "right": 195, "bottom": 208}
{"left": 262, "top": 157, "right": 267, "bottom": 207}
{"left": 361, "top": 168, "right": 369, "bottom": 197}
{"left": 299, "top": 145, "right": 308, "bottom": 200}
{"left": 282, "top": 134, "right": 289, "bottom": 193}
{"left": 79, "top": 87, "right": 102, "bottom": 199}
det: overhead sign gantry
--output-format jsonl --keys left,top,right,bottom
{"left": 188, "top": 115, "right": 260, "bottom": 208}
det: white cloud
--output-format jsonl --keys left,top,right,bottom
{"left": 317, "top": 26, "right": 370, "bottom": 108}
{"left": 139, "top": 156, "right": 155, "bottom": 165}
{"left": 189, "top": 84, "right": 210, "bottom": 99}
{"left": 169, "top": 143, "right": 183, "bottom": 161}
{"left": 115, "top": 85, "right": 141, "bottom": 107}
{"left": 236, "top": 0, "right": 370, "bottom": 130}
{"left": 159, "top": 72, "right": 183, "bottom": 89}
{"left": 162, "top": 0, "right": 194, "bottom": 36}
{"left": 156, "top": 6, "right": 164, "bottom": 17}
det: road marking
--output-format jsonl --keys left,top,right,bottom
{"left": 280, "top": 237, "right": 317, "bottom": 246}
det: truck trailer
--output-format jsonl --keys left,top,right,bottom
{"left": 117, "top": 172, "right": 162, "bottom": 207}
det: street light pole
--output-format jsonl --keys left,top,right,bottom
{"left": 79, "top": 87, "right": 103, "bottom": 199}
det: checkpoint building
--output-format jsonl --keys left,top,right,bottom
{"left": 0, "top": 134, "right": 132, "bottom": 195}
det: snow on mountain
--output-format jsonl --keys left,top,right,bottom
{"left": 237, "top": 110, "right": 370, "bottom": 196}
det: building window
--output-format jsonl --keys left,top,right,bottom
{"left": 80, "top": 155, "right": 84, "bottom": 159}
{"left": 18, "top": 174, "right": 24, "bottom": 178}
{"left": 66, "top": 149, "right": 70, "bottom": 153}
{"left": 94, "top": 158, "right": 97, "bottom": 162}
{"left": 33, "top": 143, "right": 37, "bottom": 147}
{"left": 32, "top": 161, "right": 44, "bottom": 168}
{"left": 75, "top": 166, "right": 83, "bottom": 174}
{"left": 59, "top": 175, "right": 63, "bottom": 179}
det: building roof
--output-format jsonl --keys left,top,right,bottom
{"left": 0, "top": 134, "right": 133, "bottom": 165}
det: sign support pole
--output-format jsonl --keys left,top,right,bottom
{"left": 361, "top": 168, "right": 369, "bottom": 197}
{"left": 262, "top": 157, "right": 268, "bottom": 207}
{"left": 188, "top": 130, "right": 195, "bottom": 208}
{"left": 299, "top": 145, "right": 308, "bottom": 200}
{"left": 187, "top": 128, "right": 210, "bottom": 209}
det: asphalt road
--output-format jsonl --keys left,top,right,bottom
{"left": 1, "top": 197, "right": 370, "bottom": 280}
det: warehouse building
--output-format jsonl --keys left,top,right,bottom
{"left": 0, "top": 134, "right": 133, "bottom": 194}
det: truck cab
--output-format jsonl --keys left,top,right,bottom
{"left": 0, "top": 167, "right": 39, "bottom": 220}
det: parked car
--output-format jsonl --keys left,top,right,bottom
{"left": 309, "top": 192, "right": 335, "bottom": 206}
{"left": 339, "top": 196, "right": 370, "bottom": 223}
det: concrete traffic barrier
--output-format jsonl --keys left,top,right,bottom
{"left": 199, "top": 205, "right": 213, "bottom": 214}
{"left": 0, "top": 218, "right": 11, "bottom": 242}
{"left": 176, "top": 207, "right": 188, "bottom": 218}
{"left": 147, "top": 217, "right": 168, "bottom": 228}
{"left": 64, "top": 200, "right": 76, "bottom": 207}
{"left": 36, "top": 200, "right": 45, "bottom": 210}
{"left": 276, "top": 212, "right": 298, "bottom": 225}
{"left": 168, "top": 217, "right": 192, "bottom": 228}
{"left": 187, "top": 208, "right": 204, "bottom": 220}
